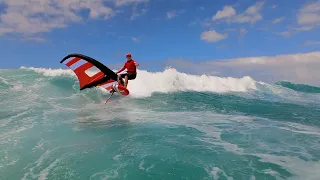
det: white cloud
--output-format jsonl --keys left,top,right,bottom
{"left": 167, "top": 11, "right": 177, "bottom": 19}
{"left": 0, "top": 0, "right": 149, "bottom": 39}
{"left": 132, "top": 36, "right": 139, "bottom": 42}
{"left": 130, "top": 4, "right": 147, "bottom": 20}
{"left": 274, "top": 31, "right": 294, "bottom": 38}
{"left": 275, "top": 25, "right": 315, "bottom": 38}
{"left": 293, "top": 26, "right": 314, "bottom": 31}
{"left": 233, "top": 1, "right": 264, "bottom": 23}
{"left": 165, "top": 51, "right": 320, "bottom": 86}
{"left": 303, "top": 40, "right": 320, "bottom": 46}
{"left": 212, "top": 2, "right": 264, "bottom": 24}
{"left": 271, "top": 2, "right": 319, "bottom": 38}
{"left": 200, "top": 30, "right": 228, "bottom": 42}
{"left": 201, "top": 18, "right": 214, "bottom": 27}
{"left": 111, "top": 0, "right": 149, "bottom": 7}
{"left": 0, "top": 0, "right": 115, "bottom": 37}
{"left": 239, "top": 28, "right": 248, "bottom": 37}
{"left": 272, "top": 16, "right": 285, "bottom": 24}
{"left": 7, "top": 36, "right": 48, "bottom": 42}
{"left": 166, "top": 10, "right": 184, "bottom": 20}
{"left": 188, "top": 19, "right": 199, "bottom": 26}
{"left": 212, "top": 6, "right": 236, "bottom": 20}
{"left": 272, "top": 4, "right": 277, "bottom": 9}
{"left": 23, "top": 36, "right": 47, "bottom": 42}
{"left": 297, "top": 1, "right": 320, "bottom": 29}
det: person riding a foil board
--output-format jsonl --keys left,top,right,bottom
{"left": 109, "top": 52, "right": 139, "bottom": 95}
{"left": 116, "top": 52, "right": 139, "bottom": 88}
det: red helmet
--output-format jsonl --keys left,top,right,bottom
{"left": 126, "top": 53, "right": 131, "bottom": 57}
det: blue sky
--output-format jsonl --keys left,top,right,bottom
{"left": 0, "top": 0, "right": 319, "bottom": 72}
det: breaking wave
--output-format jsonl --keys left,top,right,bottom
{"left": 19, "top": 66, "right": 258, "bottom": 97}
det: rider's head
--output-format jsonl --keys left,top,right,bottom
{"left": 126, "top": 53, "right": 132, "bottom": 60}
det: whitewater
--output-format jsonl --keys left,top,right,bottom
{"left": 1, "top": 67, "right": 320, "bottom": 180}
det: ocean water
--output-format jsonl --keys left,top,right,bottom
{"left": 0, "top": 67, "right": 320, "bottom": 180}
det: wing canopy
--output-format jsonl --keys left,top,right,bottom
{"left": 60, "top": 53, "right": 119, "bottom": 91}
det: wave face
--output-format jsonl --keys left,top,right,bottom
{"left": 276, "top": 81, "right": 320, "bottom": 93}
{"left": 1, "top": 67, "right": 320, "bottom": 180}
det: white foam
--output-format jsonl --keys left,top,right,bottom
{"left": 0, "top": 77, "right": 9, "bottom": 85}
{"left": 20, "top": 66, "right": 258, "bottom": 97}
{"left": 255, "top": 153, "right": 320, "bottom": 180}
{"left": 38, "top": 159, "right": 59, "bottom": 180}
{"left": 128, "top": 68, "right": 257, "bottom": 97}
{"left": 20, "top": 66, "right": 75, "bottom": 77}
{"left": 278, "top": 122, "right": 320, "bottom": 136}
{"left": 205, "top": 166, "right": 233, "bottom": 180}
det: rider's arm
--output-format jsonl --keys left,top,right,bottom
{"left": 134, "top": 60, "right": 139, "bottom": 67}
{"left": 116, "top": 64, "right": 126, "bottom": 74}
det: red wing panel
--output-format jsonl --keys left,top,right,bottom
{"left": 61, "top": 57, "right": 105, "bottom": 89}
{"left": 98, "top": 80, "right": 129, "bottom": 96}
{"left": 98, "top": 79, "right": 118, "bottom": 93}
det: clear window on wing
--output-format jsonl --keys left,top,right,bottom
{"left": 85, "top": 66, "right": 101, "bottom": 77}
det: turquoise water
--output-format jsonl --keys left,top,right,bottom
{"left": 275, "top": 81, "right": 320, "bottom": 94}
{"left": 1, "top": 68, "right": 320, "bottom": 180}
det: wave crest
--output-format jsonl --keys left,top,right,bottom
{"left": 275, "top": 81, "right": 320, "bottom": 94}
{"left": 20, "top": 66, "right": 258, "bottom": 97}
{"left": 128, "top": 68, "right": 257, "bottom": 97}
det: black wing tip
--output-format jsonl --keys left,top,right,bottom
{"left": 60, "top": 53, "right": 87, "bottom": 63}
